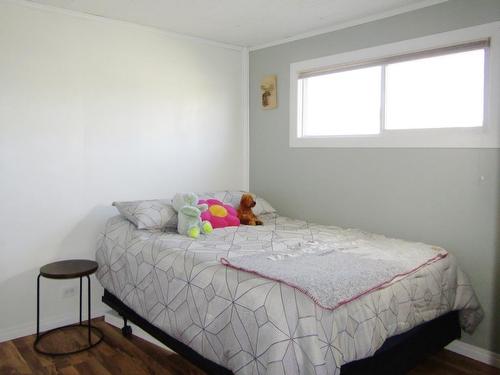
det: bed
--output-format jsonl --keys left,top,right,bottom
{"left": 95, "top": 192, "right": 483, "bottom": 375}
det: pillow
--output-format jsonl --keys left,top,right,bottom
{"left": 198, "top": 191, "right": 243, "bottom": 207}
{"left": 198, "top": 191, "right": 276, "bottom": 215}
{"left": 253, "top": 196, "right": 276, "bottom": 216}
{"left": 199, "top": 199, "right": 240, "bottom": 229}
{"left": 113, "top": 199, "right": 177, "bottom": 230}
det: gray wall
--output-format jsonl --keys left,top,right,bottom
{"left": 249, "top": 0, "right": 500, "bottom": 353}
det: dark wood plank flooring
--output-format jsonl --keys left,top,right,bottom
{"left": 0, "top": 318, "right": 498, "bottom": 374}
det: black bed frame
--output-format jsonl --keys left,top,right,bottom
{"left": 102, "top": 289, "right": 460, "bottom": 375}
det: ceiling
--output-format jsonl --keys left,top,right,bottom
{"left": 27, "top": 0, "right": 446, "bottom": 48}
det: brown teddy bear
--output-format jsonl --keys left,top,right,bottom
{"left": 237, "top": 193, "right": 263, "bottom": 225}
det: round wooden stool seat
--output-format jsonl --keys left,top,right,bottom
{"left": 40, "top": 259, "right": 98, "bottom": 279}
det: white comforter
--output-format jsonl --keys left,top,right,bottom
{"left": 96, "top": 214, "right": 483, "bottom": 375}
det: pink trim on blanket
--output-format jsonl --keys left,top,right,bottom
{"left": 220, "top": 252, "right": 448, "bottom": 311}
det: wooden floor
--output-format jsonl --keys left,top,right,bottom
{"left": 1, "top": 318, "right": 499, "bottom": 375}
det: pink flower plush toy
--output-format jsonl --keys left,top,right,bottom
{"left": 199, "top": 199, "right": 240, "bottom": 229}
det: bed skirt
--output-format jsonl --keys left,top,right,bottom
{"left": 102, "top": 289, "right": 460, "bottom": 375}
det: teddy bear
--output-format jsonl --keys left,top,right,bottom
{"left": 172, "top": 192, "right": 213, "bottom": 238}
{"left": 237, "top": 193, "right": 263, "bottom": 225}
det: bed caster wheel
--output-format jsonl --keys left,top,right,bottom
{"left": 122, "top": 325, "right": 132, "bottom": 338}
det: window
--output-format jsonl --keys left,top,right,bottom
{"left": 290, "top": 22, "right": 500, "bottom": 148}
{"left": 384, "top": 49, "right": 484, "bottom": 130}
{"left": 301, "top": 66, "right": 381, "bottom": 136}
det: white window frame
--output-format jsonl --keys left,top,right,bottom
{"left": 289, "top": 22, "right": 500, "bottom": 148}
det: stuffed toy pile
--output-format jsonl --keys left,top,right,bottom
{"left": 172, "top": 192, "right": 213, "bottom": 238}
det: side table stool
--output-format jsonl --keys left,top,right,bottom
{"left": 34, "top": 259, "right": 104, "bottom": 355}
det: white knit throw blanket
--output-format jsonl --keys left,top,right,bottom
{"left": 222, "top": 237, "right": 447, "bottom": 310}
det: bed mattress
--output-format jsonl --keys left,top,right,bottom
{"left": 96, "top": 214, "right": 483, "bottom": 375}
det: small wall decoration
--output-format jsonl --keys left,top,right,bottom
{"left": 260, "top": 75, "right": 277, "bottom": 109}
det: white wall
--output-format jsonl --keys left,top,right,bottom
{"left": 0, "top": 0, "right": 245, "bottom": 340}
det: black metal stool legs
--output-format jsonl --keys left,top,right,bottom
{"left": 36, "top": 274, "right": 41, "bottom": 339}
{"left": 79, "top": 276, "right": 82, "bottom": 325}
{"left": 34, "top": 273, "right": 103, "bottom": 356}
{"left": 87, "top": 275, "right": 91, "bottom": 344}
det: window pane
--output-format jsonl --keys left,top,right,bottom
{"left": 301, "top": 66, "right": 381, "bottom": 136}
{"left": 385, "top": 49, "right": 484, "bottom": 129}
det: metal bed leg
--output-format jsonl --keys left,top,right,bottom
{"left": 121, "top": 315, "right": 132, "bottom": 338}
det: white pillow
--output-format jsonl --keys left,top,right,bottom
{"left": 113, "top": 199, "right": 177, "bottom": 230}
{"left": 253, "top": 196, "right": 276, "bottom": 216}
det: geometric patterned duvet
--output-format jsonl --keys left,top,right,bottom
{"left": 96, "top": 214, "right": 483, "bottom": 375}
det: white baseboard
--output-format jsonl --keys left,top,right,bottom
{"left": 446, "top": 340, "right": 500, "bottom": 369}
{"left": 103, "top": 310, "right": 173, "bottom": 352}
{"left": 0, "top": 308, "right": 108, "bottom": 343}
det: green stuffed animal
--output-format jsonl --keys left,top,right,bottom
{"left": 172, "top": 192, "right": 213, "bottom": 238}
